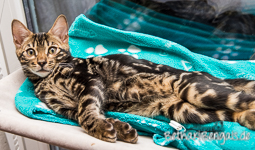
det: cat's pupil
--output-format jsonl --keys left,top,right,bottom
{"left": 49, "top": 47, "right": 56, "bottom": 54}
{"left": 27, "top": 49, "right": 35, "bottom": 56}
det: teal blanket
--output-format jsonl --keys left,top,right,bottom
{"left": 15, "top": 14, "right": 255, "bottom": 150}
{"left": 85, "top": 0, "right": 255, "bottom": 60}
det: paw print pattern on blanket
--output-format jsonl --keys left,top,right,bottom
{"left": 85, "top": 44, "right": 108, "bottom": 58}
{"left": 119, "top": 45, "right": 141, "bottom": 59}
{"left": 85, "top": 44, "right": 142, "bottom": 59}
{"left": 181, "top": 60, "right": 193, "bottom": 71}
{"left": 211, "top": 40, "right": 242, "bottom": 60}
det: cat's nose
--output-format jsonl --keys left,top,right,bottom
{"left": 38, "top": 61, "right": 47, "bottom": 67}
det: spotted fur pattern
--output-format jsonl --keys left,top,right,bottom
{"left": 12, "top": 15, "right": 255, "bottom": 143}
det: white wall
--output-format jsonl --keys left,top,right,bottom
{"left": 0, "top": 0, "right": 50, "bottom": 150}
{"left": 0, "top": 0, "right": 26, "bottom": 76}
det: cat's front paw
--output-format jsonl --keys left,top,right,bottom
{"left": 106, "top": 118, "right": 138, "bottom": 143}
{"left": 88, "top": 119, "right": 117, "bottom": 143}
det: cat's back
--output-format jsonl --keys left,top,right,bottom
{"left": 103, "top": 54, "right": 154, "bottom": 67}
{"left": 102, "top": 54, "right": 180, "bottom": 74}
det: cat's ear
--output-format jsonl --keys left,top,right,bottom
{"left": 11, "top": 20, "right": 32, "bottom": 48}
{"left": 48, "top": 15, "right": 69, "bottom": 43}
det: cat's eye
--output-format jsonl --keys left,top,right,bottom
{"left": 26, "top": 49, "right": 35, "bottom": 56}
{"left": 48, "top": 47, "right": 57, "bottom": 54}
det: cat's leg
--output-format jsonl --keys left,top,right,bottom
{"left": 126, "top": 95, "right": 255, "bottom": 129}
{"left": 169, "top": 72, "right": 255, "bottom": 129}
{"left": 106, "top": 118, "right": 138, "bottom": 143}
{"left": 125, "top": 95, "right": 233, "bottom": 124}
{"left": 36, "top": 89, "right": 78, "bottom": 121}
{"left": 172, "top": 72, "right": 255, "bottom": 111}
{"left": 224, "top": 79, "right": 255, "bottom": 95}
{"left": 77, "top": 78, "right": 138, "bottom": 143}
{"left": 221, "top": 79, "right": 255, "bottom": 129}
{"left": 233, "top": 109, "right": 255, "bottom": 129}
{"left": 162, "top": 97, "right": 255, "bottom": 130}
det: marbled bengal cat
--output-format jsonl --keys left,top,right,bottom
{"left": 12, "top": 15, "right": 255, "bottom": 143}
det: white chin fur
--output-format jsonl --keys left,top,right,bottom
{"left": 36, "top": 72, "right": 50, "bottom": 78}
{"left": 30, "top": 69, "right": 50, "bottom": 78}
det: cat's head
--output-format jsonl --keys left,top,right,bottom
{"left": 12, "top": 15, "right": 70, "bottom": 78}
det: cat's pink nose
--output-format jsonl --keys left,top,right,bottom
{"left": 38, "top": 62, "right": 47, "bottom": 67}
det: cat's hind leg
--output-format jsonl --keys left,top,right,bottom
{"left": 219, "top": 78, "right": 255, "bottom": 129}
{"left": 162, "top": 96, "right": 255, "bottom": 130}
{"left": 125, "top": 96, "right": 233, "bottom": 124}
{"left": 145, "top": 96, "right": 255, "bottom": 130}
{"left": 233, "top": 109, "right": 255, "bottom": 129}
{"left": 173, "top": 72, "right": 255, "bottom": 111}
{"left": 224, "top": 79, "right": 255, "bottom": 95}
{"left": 172, "top": 72, "right": 255, "bottom": 129}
